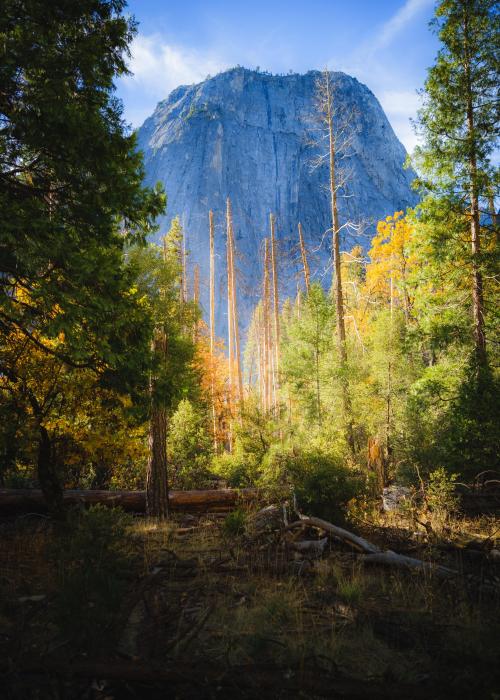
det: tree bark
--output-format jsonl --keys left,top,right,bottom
{"left": 298, "top": 222, "right": 310, "bottom": 293}
{"left": 270, "top": 213, "right": 280, "bottom": 410}
{"left": 209, "top": 210, "right": 218, "bottom": 451}
{"left": 0, "top": 487, "right": 259, "bottom": 514}
{"left": 37, "top": 423, "right": 64, "bottom": 520}
{"left": 464, "top": 7, "right": 487, "bottom": 367}
{"left": 228, "top": 200, "right": 243, "bottom": 405}
{"left": 263, "top": 239, "right": 272, "bottom": 412}
{"left": 146, "top": 332, "right": 169, "bottom": 519}
{"left": 226, "top": 199, "right": 234, "bottom": 447}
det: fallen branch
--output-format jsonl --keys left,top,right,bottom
{"left": 287, "top": 516, "right": 379, "bottom": 554}
{"left": 363, "top": 551, "right": 457, "bottom": 579}
{"left": 287, "top": 515, "right": 457, "bottom": 578}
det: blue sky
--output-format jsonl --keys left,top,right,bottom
{"left": 116, "top": 0, "right": 439, "bottom": 153}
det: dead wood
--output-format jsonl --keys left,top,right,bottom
{"left": 0, "top": 488, "right": 259, "bottom": 515}
{"left": 287, "top": 515, "right": 458, "bottom": 578}
{"left": 290, "top": 538, "right": 328, "bottom": 557}
{"left": 363, "top": 551, "right": 457, "bottom": 578}
{"left": 286, "top": 516, "right": 380, "bottom": 554}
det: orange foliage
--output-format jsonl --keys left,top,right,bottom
{"left": 192, "top": 321, "right": 231, "bottom": 449}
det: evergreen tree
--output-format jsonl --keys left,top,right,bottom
{"left": 415, "top": 0, "right": 499, "bottom": 367}
{"left": 280, "top": 284, "right": 334, "bottom": 429}
{"left": 0, "top": 0, "right": 165, "bottom": 514}
{"left": 128, "top": 222, "right": 198, "bottom": 519}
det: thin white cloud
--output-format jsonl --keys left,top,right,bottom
{"left": 123, "top": 33, "right": 227, "bottom": 99}
{"left": 374, "top": 0, "right": 434, "bottom": 50}
{"left": 379, "top": 90, "right": 422, "bottom": 152}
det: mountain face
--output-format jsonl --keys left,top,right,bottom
{"left": 136, "top": 67, "right": 418, "bottom": 339}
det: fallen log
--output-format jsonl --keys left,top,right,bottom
{"left": 0, "top": 488, "right": 259, "bottom": 515}
{"left": 286, "top": 516, "right": 380, "bottom": 554}
{"left": 363, "top": 551, "right": 457, "bottom": 579}
{"left": 287, "top": 515, "right": 457, "bottom": 578}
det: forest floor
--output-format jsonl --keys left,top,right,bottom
{"left": 1, "top": 505, "right": 499, "bottom": 699}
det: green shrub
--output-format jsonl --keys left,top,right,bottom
{"left": 289, "top": 452, "right": 360, "bottom": 522}
{"left": 168, "top": 399, "right": 213, "bottom": 489}
{"left": 211, "top": 448, "right": 260, "bottom": 487}
{"left": 260, "top": 447, "right": 361, "bottom": 523}
{"left": 427, "top": 467, "right": 459, "bottom": 521}
{"left": 50, "top": 505, "right": 133, "bottom": 649}
{"left": 223, "top": 508, "right": 247, "bottom": 536}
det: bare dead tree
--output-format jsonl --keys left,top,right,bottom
{"left": 225, "top": 199, "right": 234, "bottom": 449}
{"left": 298, "top": 222, "right": 311, "bottom": 293}
{"left": 263, "top": 239, "right": 272, "bottom": 412}
{"left": 313, "top": 69, "right": 358, "bottom": 452}
{"left": 270, "top": 213, "right": 280, "bottom": 410}
{"left": 209, "top": 210, "right": 218, "bottom": 451}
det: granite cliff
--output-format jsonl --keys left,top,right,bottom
{"left": 136, "top": 67, "right": 418, "bottom": 339}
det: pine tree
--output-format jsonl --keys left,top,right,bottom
{"left": 415, "top": 0, "right": 499, "bottom": 367}
{"left": 0, "top": 0, "right": 164, "bottom": 515}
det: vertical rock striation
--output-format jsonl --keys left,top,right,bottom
{"left": 137, "top": 67, "right": 418, "bottom": 339}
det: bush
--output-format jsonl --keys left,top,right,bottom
{"left": 289, "top": 453, "right": 361, "bottom": 522}
{"left": 426, "top": 467, "right": 459, "bottom": 524}
{"left": 168, "top": 399, "right": 213, "bottom": 488}
{"left": 50, "top": 505, "right": 133, "bottom": 649}
{"left": 261, "top": 447, "right": 361, "bottom": 523}
{"left": 211, "top": 448, "right": 261, "bottom": 487}
{"left": 223, "top": 508, "right": 247, "bottom": 536}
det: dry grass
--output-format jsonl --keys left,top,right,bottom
{"left": 1, "top": 506, "right": 499, "bottom": 698}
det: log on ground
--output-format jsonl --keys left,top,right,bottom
{"left": 0, "top": 488, "right": 259, "bottom": 515}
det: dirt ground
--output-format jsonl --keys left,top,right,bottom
{"left": 1, "top": 507, "right": 499, "bottom": 699}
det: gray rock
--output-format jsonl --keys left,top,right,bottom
{"left": 382, "top": 485, "right": 412, "bottom": 512}
{"left": 137, "top": 67, "right": 418, "bottom": 340}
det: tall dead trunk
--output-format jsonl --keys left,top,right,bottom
{"left": 386, "top": 276, "right": 393, "bottom": 462}
{"left": 263, "top": 239, "right": 272, "bottom": 412}
{"left": 257, "top": 304, "right": 265, "bottom": 411}
{"left": 228, "top": 200, "right": 244, "bottom": 406}
{"left": 270, "top": 214, "right": 280, "bottom": 410}
{"left": 209, "top": 210, "right": 218, "bottom": 451}
{"left": 226, "top": 199, "right": 234, "bottom": 448}
{"left": 322, "top": 69, "right": 355, "bottom": 452}
{"left": 298, "top": 222, "right": 310, "bottom": 293}
{"left": 193, "top": 263, "right": 200, "bottom": 342}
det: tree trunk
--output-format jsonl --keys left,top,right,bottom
{"left": 298, "top": 222, "right": 310, "bottom": 293}
{"left": 228, "top": 200, "right": 244, "bottom": 405}
{"left": 263, "top": 239, "right": 272, "bottom": 412}
{"left": 193, "top": 263, "right": 200, "bottom": 342}
{"left": 37, "top": 424, "right": 64, "bottom": 520}
{"left": 0, "top": 487, "right": 259, "bottom": 514}
{"left": 464, "top": 8, "right": 487, "bottom": 367}
{"left": 209, "top": 210, "right": 218, "bottom": 452}
{"left": 146, "top": 332, "right": 169, "bottom": 519}
{"left": 324, "top": 71, "right": 355, "bottom": 452}
{"left": 270, "top": 213, "right": 280, "bottom": 410}
{"left": 226, "top": 199, "right": 234, "bottom": 448}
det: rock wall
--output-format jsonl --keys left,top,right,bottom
{"left": 137, "top": 68, "right": 418, "bottom": 339}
